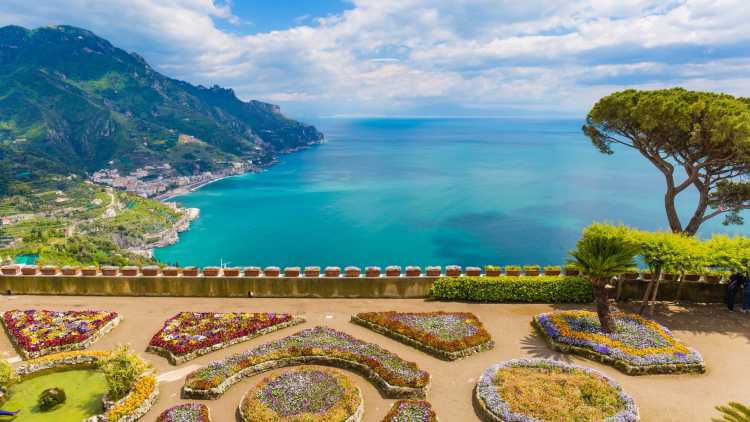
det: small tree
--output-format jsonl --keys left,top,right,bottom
{"left": 583, "top": 88, "right": 750, "bottom": 235}
{"left": 570, "top": 224, "right": 640, "bottom": 333}
{"left": 636, "top": 231, "right": 697, "bottom": 315}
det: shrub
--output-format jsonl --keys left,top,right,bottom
{"left": 523, "top": 265, "right": 540, "bottom": 271}
{"left": 99, "top": 345, "right": 151, "bottom": 401}
{"left": 504, "top": 265, "right": 521, "bottom": 272}
{"left": 0, "top": 359, "right": 16, "bottom": 387}
{"left": 544, "top": 265, "right": 561, "bottom": 272}
{"left": 430, "top": 276, "right": 592, "bottom": 303}
{"left": 484, "top": 265, "right": 500, "bottom": 271}
{"left": 38, "top": 387, "right": 66, "bottom": 410}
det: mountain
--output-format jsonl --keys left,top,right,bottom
{"left": 0, "top": 25, "right": 323, "bottom": 187}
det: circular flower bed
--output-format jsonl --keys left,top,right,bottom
{"left": 157, "top": 403, "right": 211, "bottom": 422}
{"left": 352, "top": 311, "right": 493, "bottom": 360}
{"left": 239, "top": 366, "right": 363, "bottom": 422}
{"left": 475, "top": 359, "right": 638, "bottom": 422}
{"left": 533, "top": 310, "right": 705, "bottom": 374}
{"left": 382, "top": 400, "right": 438, "bottom": 422}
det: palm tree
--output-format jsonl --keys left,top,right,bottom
{"left": 713, "top": 402, "right": 750, "bottom": 422}
{"left": 570, "top": 231, "right": 639, "bottom": 333}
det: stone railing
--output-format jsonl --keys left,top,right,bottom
{"left": 0, "top": 264, "right": 729, "bottom": 302}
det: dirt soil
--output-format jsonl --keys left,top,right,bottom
{"left": 1, "top": 296, "right": 747, "bottom": 422}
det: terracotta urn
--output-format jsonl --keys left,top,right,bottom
{"left": 243, "top": 267, "right": 261, "bottom": 277}
{"left": 505, "top": 267, "right": 521, "bottom": 277}
{"left": 445, "top": 265, "right": 462, "bottom": 277}
{"left": 81, "top": 266, "right": 99, "bottom": 276}
{"left": 61, "top": 266, "right": 80, "bottom": 276}
{"left": 21, "top": 266, "right": 38, "bottom": 276}
{"left": 101, "top": 266, "right": 119, "bottom": 276}
{"left": 683, "top": 273, "right": 700, "bottom": 282}
{"left": 484, "top": 267, "right": 501, "bottom": 277}
{"left": 1, "top": 265, "right": 19, "bottom": 276}
{"left": 465, "top": 266, "right": 481, "bottom": 276}
{"left": 182, "top": 267, "right": 199, "bottom": 277}
{"left": 425, "top": 266, "right": 442, "bottom": 277}
{"left": 564, "top": 267, "right": 580, "bottom": 276}
{"left": 203, "top": 267, "right": 220, "bottom": 277}
{"left": 662, "top": 273, "right": 677, "bottom": 282}
{"left": 705, "top": 274, "right": 721, "bottom": 283}
{"left": 264, "top": 266, "right": 280, "bottom": 277}
{"left": 284, "top": 267, "right": 301, "bottom": 277}
{"left": 223, "top": 267, "right": 240, "bottom": 277}
{"left": 365, "top": 266, "right": 381, "bottom": 277}
{"left": 405, "top": 266, "right": 421, "bottom": 277}
{"left": 40, "top": 266, "right": 59, "bottom": 276}
{"left": 385, "top": 266, "right": 401, "bottom": 277}
{"left": 345, "top": 266, "right": 361, "bottom": 277}
{"left": 161, "top": 267, "right": 179, "bottom": 277}
{"left": 120, "top": 266, "right": 139, "bottom": 277}
{"left": 141, "top": 266, "right": 160, "bottom": 277}
{"left": 324, "top": 267, "right": 341, "bottom": 277}
{"left": 304, "top": 266, "right": 321, "bottom": 277}
{"left": 621, "top": 271, "right": 639, "bottom": 281}
{"left": 524, "top": 267, "right": 541, "bottom": 276}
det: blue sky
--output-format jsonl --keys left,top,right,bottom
{"left": 1, "top": 1, "right": 749, "bottom": 118}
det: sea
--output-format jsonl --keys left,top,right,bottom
{"left": 154, "top": 117, "right": 749, "bottom": 268}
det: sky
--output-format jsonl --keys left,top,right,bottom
{"left": 1, "top": 0, "right": 749, "bottom": 118}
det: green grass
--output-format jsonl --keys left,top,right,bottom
{"left": 0, "top": 370, "right": 108, "bottom": 422}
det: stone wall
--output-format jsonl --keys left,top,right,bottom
{"left": 0, "top": 268, "right": 731, "bottom": 302}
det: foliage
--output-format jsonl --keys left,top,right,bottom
{"left": 0, "top": 359, "right": 16, "bottom": 386}
{"left": 705, "top": 235, "right": 750, "bottom": 273}
{"left": 713, "top": 402, "right": 750, "bottom": 422}
{"left": 523, "top": 265, "right": 540, "bottom": 271}
{"left": 38, "top": 387, "right": 66, "bottom": 410}
{"left": 583, "top": 88, "right": 750, "bottom": 234}
{"left": 104, "top": 375, "right": 156, "bottom": 422}
{"left": 544, "top": 265, "right": 561, "bottom": 272}
{"left": 571, "top": 224, "right": 640, "bottom": 279}
{"left": 98, "top": 345, "right": 150, "bottom": 401}
{"left": 504, "top": 265, "right": 521, "bottom": 272}
{"left": 430, "top": 276, "right": 593, "bottom": 303}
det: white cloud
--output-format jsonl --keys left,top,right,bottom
{"left": 1, "top": 0, "right": 749, "bottom": 116}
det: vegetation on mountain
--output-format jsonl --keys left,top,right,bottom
{"left": 583, "top": 88, "right": 750, "bottom": 235}
{"left": 0, "top": 24, "right": 323, "bottom": 191}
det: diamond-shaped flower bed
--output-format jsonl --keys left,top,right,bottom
{"left": 147, "top": 312, "right": 305, "bottom": 365}
{"left": 382, "top": 400, "right": 438, "bottom": 422}
{"left": 239, "top": 366, "right": 363, "bottom": 422}
{"left": 1, "top": 309, "right": 121, "bottom": 359}
{"left": 183, "top": 326, "right": 430, "bottom": 400}
{"left": 475, "top": 358, "right": 639, "bottom": 422}
{"left": 533, "top": 310, "right": 705, "bottom": 375}
{"left": 351, "top": 311, "right": 493, "bottom": 360}
{"left": 157, "top": 403, "right": 211, "bottom": 422}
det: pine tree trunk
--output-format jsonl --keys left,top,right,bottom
{"left": 593, "top": 278, "right": 614, "bottom": 334}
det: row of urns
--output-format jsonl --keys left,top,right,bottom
{"left": 0, "top": 264, "right": 579, "bottom": 278}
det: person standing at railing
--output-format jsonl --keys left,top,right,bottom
{"left": 743, "top": 273, "right": 750, "bottom": 314}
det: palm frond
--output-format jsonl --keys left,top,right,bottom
{"left": 713, "top": 402, "right": 750, "bottom": 422}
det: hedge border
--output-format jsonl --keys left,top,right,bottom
{"left": 146, "top": 316, "right": 305, "bottom": 365}
{"left": 350, "top": 315, "right": 494, "bottom": 361}
{"left": 531, "top": 317, "right": 706, "bottom": 375}
{"left": 182, "top": 355, "right": 429, "bottom": 400}
{"left": 430, "top": 276, "right": 593, "bottom": 303}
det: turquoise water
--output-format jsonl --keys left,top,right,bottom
{"left": 155, "top": 118, "right": 749, "bottom": 268}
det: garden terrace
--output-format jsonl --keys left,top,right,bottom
{"left": 533, "top": 311, "right": 705, "bottom": 375}
{"left": 0, "top": 296, "right": 747, "bottom": 421}
{"left": 156, "top": 403, "right": 210, "bottom": 422}
{"left": 474, "top": 359, "right": 639, "bottom": 422}
{"left": 351, "top": 311, "right": 494, "bottom": 360}
{"left": 147, "top": 312, "right": 304, "bottom": 365}
{"left": 182, "top": 326, "right": 430, "bottom": 399}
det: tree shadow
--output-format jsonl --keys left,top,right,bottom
{"left": 519, "top": 332, "right": 571, "bottom": 362}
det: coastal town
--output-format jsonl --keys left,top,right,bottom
{"left": 90, "top": 161, "right": 257, "bottom": 200}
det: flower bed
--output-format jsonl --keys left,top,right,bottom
{"left": 533, "top": 310, "right": 705, "bottom": 375}
{"left": 2, "top": 309, "right": 121, "bottom": 359}
{"left": 351, "top": 312, "right": 493, "bottom": 360}
{"left": 13, "top": 350, "right": 158, "bottom": 422}
{"left": 157, "top": 403, "right": 211, "bottom": 422}
{"left": 239, "top": 366, "right": 363, "bottom": 422}
{"left": 430, "top": 276, "right": 593, "bottom": 303}
{"left": 382, "top": 400, "right": 438, "bottom": 422}
{"left": 147, "top": 312, "right": 305, "bottom": 365}
{"left": 474, "top": 359, "right": 638, "bottom": 422}
{"left": 183, "top": 326, "right": 430, "bottom": 399}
